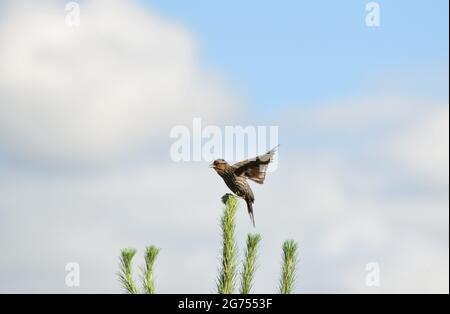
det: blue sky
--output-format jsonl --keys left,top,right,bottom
{"left": 141, "top": 0, "right": 448, "bottom": 112}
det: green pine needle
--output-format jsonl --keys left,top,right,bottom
{"left": 278, "top": 240, "right": 299, "bottom": 294}
{"left": 118, "top": 248, "right": 138, "bottom": 294}
{"left": 142, "top": 246, "right": 160, "bottom": 294}
{"left": 116, "top": 195, "right": 300, "bottom": 295}
{"left": 240, "top": 233, "right": 261, "bottom": 294}
{"left": 217, "top": 194, "right": 239, "bottom": 294}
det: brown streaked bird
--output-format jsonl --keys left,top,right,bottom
{"left": 210, "top": 146, "right": 278, "bottom": 227}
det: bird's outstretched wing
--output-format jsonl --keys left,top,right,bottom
{"left": 232, "top": 146, "right": 278, "bottom": 184}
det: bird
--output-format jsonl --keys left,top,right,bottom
{"left": 210, "top": 146, "right": 278, "bottom": 227}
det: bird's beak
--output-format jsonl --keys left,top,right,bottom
{"left": 209, "top": 163, "right": 215, "bottom": 168}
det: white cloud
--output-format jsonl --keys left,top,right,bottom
{"left": 270, "top": 98, "right": 448, "bottom": 293}
{"left": 0, "top": 98, "right": 448, "bottom": 293}
{"left": 385, "top": 106, "right": 449, "bottom": 185}
{"left": 0, "top": 163, "right": 224, "bottom": 293}
{"left": 0, "top": 0, "right": 240, "bottom": 166}
{"left": 344, "top": 238, "right": 449, "bottom": 294}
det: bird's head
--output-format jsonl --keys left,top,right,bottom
{"left": 210, "top": 159, "right": 229, "bottom": 174}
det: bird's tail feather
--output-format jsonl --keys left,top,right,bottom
{"left": 245, "top": 198, "right": 255, "bottom": 227}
